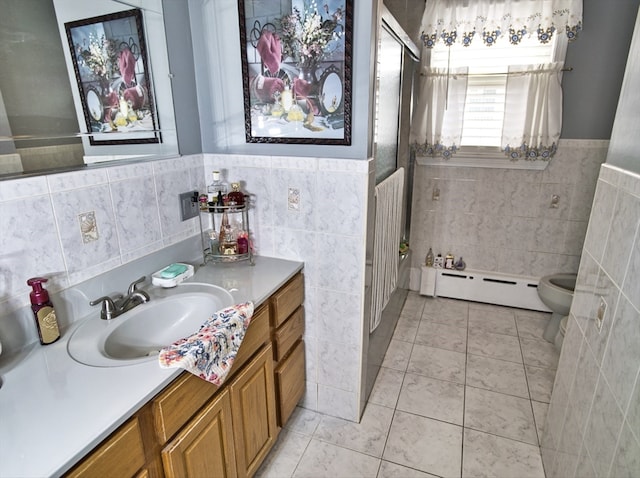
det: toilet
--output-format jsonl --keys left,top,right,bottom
{"left": 537, "top": 273, "right": 577, "bottom": 343}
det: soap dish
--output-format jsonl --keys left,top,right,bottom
{"left": 151, "top": 263, "right": 194, "bottom": 288}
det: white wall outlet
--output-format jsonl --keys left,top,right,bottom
{"left": 288, "top": 187, "right": 300, "bottom": 211}
{"left": 596, "top": 296, "right": 607, "bottom": 332}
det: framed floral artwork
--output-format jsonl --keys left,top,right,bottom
{"left": 64, "top": 9, "right": 160, "bottom": 145}
{"left": 238, "top": 0, "right": 353, "bottom": 145}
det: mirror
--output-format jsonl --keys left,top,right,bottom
{"left": 0, "top": 0, "right": 178, "bottom": 179}
{"left": 318, "top": 65, "right": 344, "bottom": 116}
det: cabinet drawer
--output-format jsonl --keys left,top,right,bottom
{"left": 153, "top": 372, "right": 218, "bottom": 445}
{"left": 275, "top": 340, "right": 305, "bottom": 427}
{"left": 152, "top": 302, "right": 270, "bottom": 444}
{"left": 270, "top": 273, "right": 304, "bottom": 328}
{"left": 67, "top": 417, "right": 145, "bottom": 478}
{"left": 274, "top": 306, "right": 304, "bottom": 362}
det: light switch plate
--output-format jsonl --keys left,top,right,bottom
{"left": 179, "top": 191, "right": 199, "bottom": 221}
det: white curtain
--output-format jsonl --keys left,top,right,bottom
{"left": 410, "top": 67, "right": 468, "bottom": 158}
{"left": 412, "top": 0, "right": 581, "bottom": 160}
{"left": 421, "top": 0, "right": 583, "bottom": 47}
{"left": 502, "top": 63, "right": 564, "bottom": 160}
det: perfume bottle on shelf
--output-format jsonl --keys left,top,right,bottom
{"left": 227, "top": 182, "right": 245, "bottom": 208}
{"left": 207, "top": 170, "right": 228, "bottom": 202}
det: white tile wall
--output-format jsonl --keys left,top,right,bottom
{"left": 541, "top": 164, "right": 640, "bottom": 478}
{"left": 409, "top": 139, "right": 609, "bottom": 282}
{"left": 0, "top": 154, "right": 203, "bottom": 331}
{"left": 204, "top": 153, "right": 371, "bottom": 422}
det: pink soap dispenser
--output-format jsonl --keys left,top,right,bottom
{"left": 27, "top": 277, "right": 61, "bottom": 345}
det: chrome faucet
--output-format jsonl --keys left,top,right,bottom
{"left": 90, "top": 276, "right": 150, "bottom": 320}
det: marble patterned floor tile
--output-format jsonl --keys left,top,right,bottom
{"left": 531, "top": 401, "right": 549, "bottom": 446}
{"left": 462, "top": 428, "right": 545, "bottom": 478}
{"left": 467, "top": 329, "right": 523, "bottom": 363}
{"left": 464, "top": 386, "right": 538, "bottom": 445}
{"left": 392, "top": 320, "right": 419, "bottom": 343}
{"left": 368, "top": 367, "right": 405, "bottom": 409}
{"left": 397, "top": 373, "right": 465, "bottom": 425}
{"left": 293, "top": 439, "right": 381, "bottom": 478}
{"left": 422, "top": 299, "right": 469, "bottom": 328}
{"left": 377, "top": 460, "right": 440, "bottom": 478}
{"left": 313, "top": 403, "right": 394, "bottom": 457}
{"left": 414, "top": 321, "right": 468, "bottom": 353}
{"left": 256, "top": 429, "right": 311, "bottom": 478}
{"left": 515, "top": 314, "right": 550, "bottom": 340}
{"left": 381, "top": 339, "right": 413, "bottom": 371}
{"left": 525, "top": 364, "right": 556, "bottom": 403}
{"left": 285, "top": 406, "right": 323, "bottom": 436}
{"left": 407, "top": 343, "right": 466, "bottom": 384}
{"left": 520, "top": 337, "right": 560, "bottom": 370}
{"left": 383, "top": 410, "right": 463, "bottom": 478}
{"left": 468, "top": 307, "right": 518, "bottom": 336}
{"left": 465, "top": 354, "right": 529, "bottom": 398}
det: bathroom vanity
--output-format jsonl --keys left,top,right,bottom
{"left": 0, "top": 257, "right": 304, "bottom": 478}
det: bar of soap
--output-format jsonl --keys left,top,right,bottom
{"left": 160, "top": 263, "right": 188, "bottom": 279}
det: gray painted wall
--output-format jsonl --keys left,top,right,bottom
{"left": 607, "top": 9, "right": 640, "bottom": 173}
{"left": 187, "top": 0, "right": 377, "bottom": 160}
{"left": 561, "top": 0, "right": 640, "bottom": 139}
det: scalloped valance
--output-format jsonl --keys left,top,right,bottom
{"left": 420, "top": 0, "right": 583, "bottom": 48}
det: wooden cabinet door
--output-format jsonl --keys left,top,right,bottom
{"left": 162, "top": 389, "right": 237, "bottom": 478}
{"left": 229, "top": 344, "right": 278, "bottom": 478}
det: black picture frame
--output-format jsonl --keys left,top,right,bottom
{"left": 238, "top": 0, "right": 352, "bottom": 145}
{"left": 65, "top": 9, "right": 160, "bottom": 146}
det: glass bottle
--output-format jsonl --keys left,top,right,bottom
{"left": 207, "top": 170, "right": 228, "bottom": 202}
{"left": 425, "top": 247, "right": 434, "bottom": 267}
{"left": 227, "top": 182, "right": 245, "bottom": 208}
{"left": 218, "top": 211, "right": 229, "bottom": 253}
{"left": 237, "top": 231, "right": 249, "bottom": 254}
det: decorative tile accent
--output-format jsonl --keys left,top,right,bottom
{"left": 78, "top": 211, "right": 99, "bottom": 243}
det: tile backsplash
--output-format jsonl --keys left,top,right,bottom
{"left": 0, "top": 155, "right": 205, "bottom": 317}
{"left": 409, "top": 139, "right": 609, "bottom": 283}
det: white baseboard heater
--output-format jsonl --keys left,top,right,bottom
{"left": 421, "top": 267, "right": 551, "bottom": 312}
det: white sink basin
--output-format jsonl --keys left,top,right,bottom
{"left": 67, "top": 283, "right": 234, "bottom": 367}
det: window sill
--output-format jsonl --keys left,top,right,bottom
{"left": 415, "top": 149, "right": 550, "bottom": 170}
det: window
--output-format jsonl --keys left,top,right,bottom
{"left": 411, "top": 0, "right": 581, "bottom": 168}
{"left": 426, "top": 34, "right": 565, "bottom": 157}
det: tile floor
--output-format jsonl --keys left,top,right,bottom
{"left": 257, "top": 293, "right": 560, "bottom": 478}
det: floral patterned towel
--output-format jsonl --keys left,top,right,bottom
{"left": 158, "top": 301, "right": 254, "bottom": 385}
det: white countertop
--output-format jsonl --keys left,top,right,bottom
{"left": 0, "top": 256, "right": 303, "bottom": 478}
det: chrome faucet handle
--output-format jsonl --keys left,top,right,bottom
{"left": 127, "top": 276, "right": 146, "bottom": 295}
{"left": 89, "top": 296, "right": 118, "bottom": 320}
